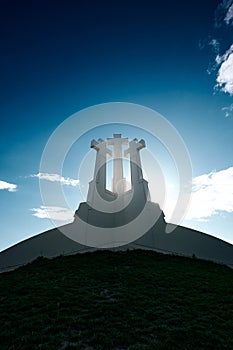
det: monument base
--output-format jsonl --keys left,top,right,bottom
{"left": 1, "top": 202, "right": 233, "bottom": 272}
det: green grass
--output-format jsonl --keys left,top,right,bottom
{"left": 0, "top": 250, "right": 232, "bottom": 349}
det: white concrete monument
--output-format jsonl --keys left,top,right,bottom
{"left": 72, "top": 134, "right": 158, "bottom": 248}
{"left": 76, "top": 134, "right": 152, "bottom": 229}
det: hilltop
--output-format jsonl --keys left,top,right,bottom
{"left": 0, "top": 250, "right": 232, "bottom": 349}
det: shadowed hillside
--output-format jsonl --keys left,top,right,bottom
{"left": 0, "top": 250, "right": 233, "bottom": 349}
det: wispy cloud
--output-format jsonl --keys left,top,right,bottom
{"left": 185, "top": 167, "right": 233, "bottom": 221}
{"left": 206, "top": 39, "right": 221, "bottom": 75}
{"left": 0, "top": 180, "right": 17, "bottom": 192}
{"left": 222, "top": 103, "right": 233, "bottom": 117}
{"left": 31, "top": 206, "right": 74, "bottom": 221}
{"left": 215, "top": 0, "right": 233, "bottom": 27}
{"left": 198, "top": 37, "right": 221, "bottom": 75}
{"left": 31, "top": 173, "right": 79, "bottom": 187}
{"left": 199, "top": 37, "right": 220, "bottom": 53}
{"left": 209, "top": 38, "right": 220, "bottom": 53}
{"left": 206, "top": 1, "right": 233, "bottom": 99}
{"left": 225, "top": 3, "right": 233, "bottom": 24}
{"left": 215, "top": 45, "right": 233, "bottom": 95}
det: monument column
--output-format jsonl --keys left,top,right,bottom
{"left": 107, "top": 134, "right": 128, "bottom": 194}
{"left": 125, "top": 138, "right": 145, "bottom": 186}
{"left": 87, "top": 138, "right": 112, "bottom": 203}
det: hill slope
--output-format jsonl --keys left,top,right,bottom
{"left": 0, "top": 250, "right": 233, "bottom": 349}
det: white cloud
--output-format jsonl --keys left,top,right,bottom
{"left": 31, "top": 173, "right": 79, "bottom": 187}
{"left": 215, "top": 45, "right": 233, "bottom": 95}
{"left": 31, "top": 206, "right": 74, "bottom": 221}
{"left": 222, "top": 103, "right": 233, "bottom": 117}
{"left": 185, "top": 167, "right": 233, "bottom": 221}
{"left": 212, "top": 2, "right": 233, "bottom": 96}
{"left": 215, "top": 44, "right": 233, "bottom": 64}
{"left": 225, "top": 3, "right": 233, "bottom": 24}
{"left": 0, "top": 180, "right": 17, "bottom": 192}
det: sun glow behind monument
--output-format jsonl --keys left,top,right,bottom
{"left": 55, "top": 127, "right": 183, "bottom": 233}
{"left": 62, "top": 126, "right": 182, "bottom": 225}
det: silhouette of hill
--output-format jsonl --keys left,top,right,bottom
{"left": 0, "top": 250, "right": 232, "bottom": 349}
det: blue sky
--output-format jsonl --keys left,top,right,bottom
{"left": 1, "top": 0, "right": 233, "bottom": 250}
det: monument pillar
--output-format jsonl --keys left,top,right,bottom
{"left": 107, "top": 134, "right": 128, "bottom": 194}
{"left": 87, "top": 138, "right": 112, "bottom": 204}
{"left": 125, "top": 138, "right": 150, "bottom": 202}
{"left": 125, "top": 139, "right": 145, "bottom": 184}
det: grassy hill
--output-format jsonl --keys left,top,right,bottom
{"left": 0, "top": 250, "right": 232, "bottom": 349}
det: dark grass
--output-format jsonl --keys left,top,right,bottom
{"left": 0, "top": 250, "right": 233, "bottom": 349}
